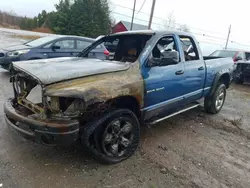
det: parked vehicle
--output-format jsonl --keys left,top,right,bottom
{"left": 0, "top": 35, "right": 109, "bottom": 70}
{"left": 209, "top": 49, "right": 250, "bottom": 70}
{"left": 4, "top": 31, "right": 234, "bottom": 164}
{"left": 233, "top": 60, "right": 250, "bottom": 84}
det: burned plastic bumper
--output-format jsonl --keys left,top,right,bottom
{"left": 4, "top": 98, "right": 79, "bottom": 146}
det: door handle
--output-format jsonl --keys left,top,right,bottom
{"left": 175, "top": 70, "right": 184, "bottom": 75}
{"left": 198, "top": 66, "right": 204, "bottom": 71}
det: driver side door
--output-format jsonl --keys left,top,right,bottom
{"left": 141, "top": 35, "right": 185, "bottom": 121}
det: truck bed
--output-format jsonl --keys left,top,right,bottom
{"left": 203, "top": 56, "right": 224, "bottom": 60}
{"left": 203, "top": 57, "right": 234, "bottom": 89}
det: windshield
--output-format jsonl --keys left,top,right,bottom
{"left": 25, "top": 36, "right": 59, "bottom": 47}
{"left": 210, "top": 50, "right": 237, "bottom": 58}
{"left": 79, "top": 34, "right": 153, "bottom": 62}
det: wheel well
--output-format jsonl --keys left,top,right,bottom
{"left": 109, "top": 96, "right": 141, "bottom": 119}
{"left": 219, "top": 73, "right": 230, "bottom": 88}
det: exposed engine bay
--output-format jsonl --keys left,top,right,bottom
{"left": 11, "top": 72, "right": 85, "bottom": 120}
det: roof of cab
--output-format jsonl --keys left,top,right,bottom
{"left": 110, "top": 30, "right": 193, "bottom": 37}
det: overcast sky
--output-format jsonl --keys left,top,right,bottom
{"left": 1, "top": 0, "right": 250, "bottom": 54}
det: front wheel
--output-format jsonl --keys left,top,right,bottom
{"left": 204, "top": 83, "right": 226, "bottom": 114}
{"left": 81, "top": 109, "right": 140, "bottom": 164}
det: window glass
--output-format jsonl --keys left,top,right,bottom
{"left": 152, "top": 36, "right": 177, "bottom": 58}
{"left": 237, "top": 51, "right": 244, "bottom": 59}
{"left": 245, "top": 52, "right": 250, "bottom": 60}
{"left": 43, "top": 42, "right": 53, "bottom": 48}
{"left": 81, "top": 34, "right": 152, "bottom": 63}
{"left": 180, "top": 36, "right": 199, "bottom": 61}
{"left": 54, "top": 40, "right": 75, "bottom": 49}
{"left": 104, "top": 39, "right": 119, "bottom": 52}
{"left": 26, "top": 36, "right": 59, "bottom": 47}
{"left": 76, "top": 40, "right": 91, "bottom": 49}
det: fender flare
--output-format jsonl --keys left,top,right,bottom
{"left": 208, "top": 69, "right": 231, "bottom": 97}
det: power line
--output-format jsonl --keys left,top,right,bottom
{"left": 112, "top": 11, "right": 220, "bottom": 37}
{"left": 111, "top": 10, "right": 250, "bottom": 48}
{"left": 111, "top": 11, "right": 226, "bottom": 40}
{"left": 136, "top": 0, "right": 147, "bottom": 15}
{"left": 110, "top": 2, "right": 226, "bottom": 36}
{"left": 111, "top": 11, "right": 148, "bottom": 23}
{"left": 230, "top": 41, "right": 250, "bottom": 48}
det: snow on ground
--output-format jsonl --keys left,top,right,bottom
{"left": 0, "top": 28, "right": 53, "bottom": 49}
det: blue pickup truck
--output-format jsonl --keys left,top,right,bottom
{"left": 4, "top": 31, "right": 234, "bottom": 164}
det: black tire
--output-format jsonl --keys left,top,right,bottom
{"left": 81, "top": 109, "right": 140, "bottom": 164}
{"left": 204, "top": 83, "right": 226, "bottom": 114}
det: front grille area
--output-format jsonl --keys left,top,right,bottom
{"left": 13, "top": 74, "right": 44, "bottom": 114}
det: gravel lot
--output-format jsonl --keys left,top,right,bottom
{"left": 0, "top": 29, "right": 250, "bottom": 188}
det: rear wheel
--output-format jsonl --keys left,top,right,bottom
{"left": 204, "top": 83, "right": 226, "bottom": 114}
{"left": 81, "top": 109, "right": 140, "bottom": 164}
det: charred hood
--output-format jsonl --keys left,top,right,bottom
{"left": 13, "top": 57, "right": 130, "bottom": 85}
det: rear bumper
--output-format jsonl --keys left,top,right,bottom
{"left": 4, "top": 99, "right": 79, "bottom": 146}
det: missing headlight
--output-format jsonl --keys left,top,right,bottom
{"left": 63, "top": 98, "right": 85, "bottom": 117}
{"left": 47, "top": 97, "right": 85, "bottom": 117}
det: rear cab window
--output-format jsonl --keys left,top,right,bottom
{"left": 179, "top": 36, "right": 200, "bottom": 61}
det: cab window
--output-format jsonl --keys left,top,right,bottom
{"left": 152, "top": 36, "right": 178, "bottom": 58}
{"left": 147, "top": 36, "right": 180, "bottom": 67}
{"left": 180, "top": 36, "right": 199, "bottom": 61}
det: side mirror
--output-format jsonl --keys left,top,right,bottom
{"left": 235, "top": 56, "right": 242, "bottom": 61}
{"left": 52, "top": 45, "right": 60, "bottom": 51}
{"left": 159, "top": 51, "right": 179, "bottom": 66}
{"left": 147, "top": 51, "right": 179, "bottom": 67}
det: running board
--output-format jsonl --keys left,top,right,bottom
{"left": 148, "top": 104, "right": 200, "bottom": 125}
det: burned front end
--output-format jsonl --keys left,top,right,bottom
{"left": 4, "top": 72, "right": 80, "bottom": 146}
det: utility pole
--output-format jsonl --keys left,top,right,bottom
{"left": 148, "top": 0, "right": 156, "bottom": 29}
{"left": 130, "top": 0, "right": 137, "bottom": 30}
{"left": 225, "top": 25, "right": 231, "bottom": 49}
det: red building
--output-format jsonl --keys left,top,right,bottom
{"left": 112, "top": 20, "right": 148, "bottom": 33}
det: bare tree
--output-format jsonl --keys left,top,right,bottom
{"left": 164, "top": 11, "right": 176, "bottom": 30}
{"left": 110, "top": 17, "right": 116, "bottom": 27}
{"left": 178, "top": 24, "right": 190, "bottom": 32}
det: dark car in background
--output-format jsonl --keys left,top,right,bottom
{"left": 210, "top": 49, "right": 250, "bottom": 69}
{"left": 233, "top": 60, "right": 250, "bottom": 84}
{"left": 210, "top": 49, "right": 250, "bottom": 84}
{"left": 0, "top": 35, "right": 109, "bottom": 70}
